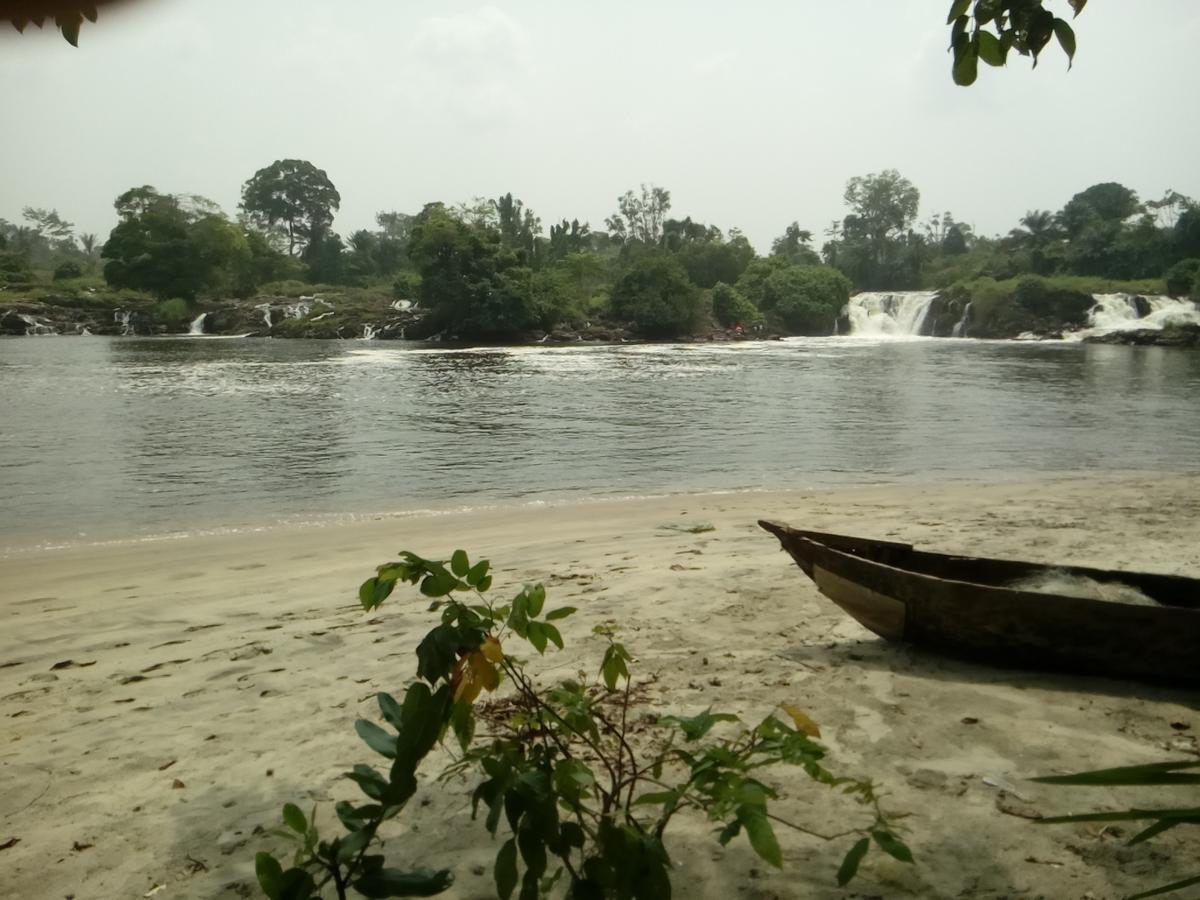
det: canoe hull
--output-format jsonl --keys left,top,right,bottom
{"left": 760, "top": 520, "right": 1200, "bottom": 685}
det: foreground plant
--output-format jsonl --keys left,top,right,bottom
{"left": 1034, "top": 760, "right": 1200, "bottom": 899}
{"left": 256, "top": 550, "right": 913, "bottom": 899}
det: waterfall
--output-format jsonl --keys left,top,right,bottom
{"left": 391, "top": 299, "right": 413, "bottom": 311}
{"left": 255, "top": 303, "right": 273, "bottom": 328}
{"left": 18, "top": 313, "right": 56, "bottom": 336}
{"left": 114, "top": 309, "right": 133, "bottom": 336}
{"left": 285, "top": 302, "right": 311, "bottom": 319}
{"left": 951, "top": 301, "right": 973, "bottom": 338}
{"left": 188, "top": 312, "right": 208, "bottom": 335}
{"left": 845, "top": 291, "right": 939, "bottom": 338}
{"left": 1069, "top": 293, "right": 1200, "bottom": 340}
{"left": 360, "top": 323, "right": 378, "bottom": 340}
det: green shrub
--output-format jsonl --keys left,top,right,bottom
{"left": 763, "top": 266, "right": 851, "bottom": 335}
{"left": 610, "top": 254, "right": 705, "bottom": 338}
{"left": 1165, "top": 258, "right": 1200, "bottom": 297}
{"left": 256, "top": 550, "right": 913, "bottom": 900}
{"left": 711, "top": 282, "right": 763, "bottom": 328}
{"left": 53, "top": 261, "right": 84, "bottom": 281}
{"left": 152, "top": 297, "right": 191, "bottom": 328}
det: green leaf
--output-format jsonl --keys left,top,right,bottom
{"left": 420, "top": 570, "right": 460, "bottom": 598}
{"left": 57, "top": 13, "right": 82, "bottom": 46}
{"left": 450, "top": 550, "right": 470, "bottom": 577}
{"left": 716, "top": 819, "right": 741, "bottom": 845}
{"left": 526, "top": 584, "right": 546, "bottom": 618}
{"left": 450, "top": 698, "right": 475, "bottom": 752}
{"left": 277, "top": 869, "right": 317, "bottom": 900}
{"left": 82, "top": 5, "right": 98, "bottom": 23}
{"left": 1036, "top": 807, "right": 1200, "bottom": 825}
{"left": 946, "top": 0, "right": 970, "bottom": 24}
{"left": 836, "top": 837, "right": 870, "bottom": 887}
{"left": 739, "top": 806, "right": 782, "bottom": 868}
{"left": 345, "top": 765, "right": 389, "bottom": 801}
{"left": 495, "top": 839, "right": 519, "bottom": 900}
{"left": 466, "top": 559, "right": 490, "bottom": 587}
{"left": 952, "top": 37, "right": 979, "bottom": 86}
{"left": 282, "top": 803, "right": 307, "bottom": 835}
{"left": 1128, "top": 874, "right": 1200, "bottom": 900}
{"left": 662, "top": 708, "right": 738, "bottom": 742}
{"left": 1128, "top": 818, "right": 1187, "bottom": 845}
{"left": 542, "top": 623, "right": 563, "bottom": 650}
{"left": 353, "top": 867, "right": 454, "bottom": 898}
{"left": 1053, "top": 18, "right": 1076, "bottom": 66}
{"left": 378, "top": 692, "right": 404, "bottom": 730}
{"left": 1067, "top": 0, "right": 1087, "bottom": 18}
{"left": 355, "top": 719, "right": 398, "bottom": 759}
{"left": 560, "top": 822, "right": 585, "bottom": 848}
{"left": 1032, "top": 760, "right": 1200, "bottom": 786}
{"left": 872, "top": 830, "right": 914, "bottom": 863}
{"left": 256, "top": 852, "right": 285, "bottom": 900}
{"left": 600, "top": 644, "right": 631, "bottom": 691}
{"left": 545, "top": 606, "right": 576, "bottom": 621}
{"left": 977, "top": 30, "right": 1006, "bottom": 66}
{"left": 478, "top": 575, "right": 493, "bottom": 592}
{"left": 360, "top": 577, "right": 394, "bottom": 611}
{"left": 526, "top": 621, "right": 548, "bottom": 654}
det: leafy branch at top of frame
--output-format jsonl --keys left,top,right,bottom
{"left": 946, "top": 0, "right": 1086, "bottom": 86}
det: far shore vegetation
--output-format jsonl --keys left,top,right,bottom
{"left": 2, "top": 170, "right": 1198, "bottom": 343}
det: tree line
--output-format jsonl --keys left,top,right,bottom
{"left": 2, "top": 160, "right": 1198, "bottom": 340}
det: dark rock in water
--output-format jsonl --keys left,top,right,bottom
{"left": 1083, "top": 323, "right": 1200, "bottom": 347}
{"left": 834, "top": 312, "right": 851, "bottom": 335}
{"left": 0, "top": 311, "right": 28, "bottom": 335}
{"left": 1131, "top": 295, "right": 1153, "bottom": 319}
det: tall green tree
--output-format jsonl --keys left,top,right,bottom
{"left": 240, "top": 159, "right": 341, "bottom": 257}
{"left": 606, "top": 184, "right": 671, "bottom": 245}
{"left": 771, "top": 222, "right": 821, "bottom": 266}
{"left": 407, "top": 209, "right": 545, "bottom": 339}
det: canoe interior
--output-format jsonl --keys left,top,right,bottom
{"left": 759, "top": 522, "right": 1199, "bottom": 610}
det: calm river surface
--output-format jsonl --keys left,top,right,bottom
{"left": 2, "top": 336, "right": 1199, "bottom": 551}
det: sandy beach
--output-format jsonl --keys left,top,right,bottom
{"left": 3, "top": 476, "right": 1199, "bottom": 900}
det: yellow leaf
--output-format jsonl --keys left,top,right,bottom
{"left": 481, "top": 636, "right": 504, "bottom": 663}
{"left": 782, "top": 704, "right": 821, "bottom": 738}
{"left": 453, "top": 650, "right": 500, "bottom": 705}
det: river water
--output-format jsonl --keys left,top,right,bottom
{"left": 2, "top": 336, "right": 1199, "bottom": 551}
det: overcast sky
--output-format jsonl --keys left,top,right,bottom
{"left": 2, "top": 1, "right": 1198, "bottom": 251}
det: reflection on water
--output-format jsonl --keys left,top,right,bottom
{"left": 2, "top": 336, "right": 1199, "bottom": 548}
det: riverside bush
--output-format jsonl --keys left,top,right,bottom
{"left": 256, "top": 550, "right": 913, "bottom": 899}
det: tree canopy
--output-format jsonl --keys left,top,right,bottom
{"left": 240, "top": 159, "right": 341, "bottom": 257}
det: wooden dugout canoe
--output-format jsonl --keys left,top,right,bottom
{"left": 759, "top": 521, "right": 1200, "bottom": 685}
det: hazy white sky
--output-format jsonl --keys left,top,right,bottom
{"left": 3, "top": 1, "right": 1198, "bottom": 251}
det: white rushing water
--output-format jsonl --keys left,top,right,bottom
{"left": 360, "top": 323, "right": 379, "bottom": 340}
{"left": 19, "top": 313, "right": 56, "bottom": 336}
{"left": 845, "top": 291, "right": 939, "bottom": 338}
{"left": 1064, "top": 293, "right": 1200, "bottom": 341}
{"left": 188, "top": 312, "right": 208, "bottom": 335}
{"left": 114, "top": 309, "right": 133, "bottom": 336}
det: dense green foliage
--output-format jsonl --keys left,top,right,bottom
{"left": 256, "top": 550, "right": 911, "bottom": 899}
{"left": 609, "top": 254, "right": 703, "bottom": 339}
{"left": 6, "top": 157, "right": 1198, "bottom": 341}
{"left": 101, "top": 187, "right": 256, "bottom": 300}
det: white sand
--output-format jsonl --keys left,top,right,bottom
{"left": 2, "top": 477, "right": 1199, "bottom": 900}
